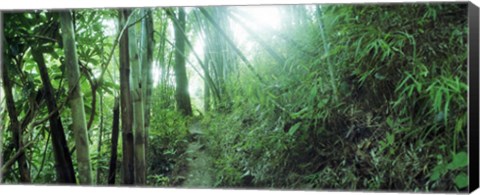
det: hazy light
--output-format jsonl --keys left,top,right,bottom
{"left": 185, "top": 6, "right": 283, "bottom": 111}
{"left": 187, "top": 36, "right": 206, "bottom": 111}
{"left": 152, "top": 61, "right": 161, "bottom": 88}
{"left": 235, "top": 6, "right": 282, "bottom": 31}
{"left": 150, "top": 6, "right": 283, "bottom": 111}
{"left": 230, "top": 6, "right": 282, "bottom": 59}
{"left": 101, "top": 19, "right": 116, "bottom": 37}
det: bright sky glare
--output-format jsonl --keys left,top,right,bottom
{"left": 235, "top": 6, "right": 282, "bottom": 30}
{"left": 231, "top": 6, "right": 282, "bottom": 54}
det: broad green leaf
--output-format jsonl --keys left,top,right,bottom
{"left": 447, "top": 151, "right": 468, "bottom": 170}
{"left": 429, "top": 170, "right": 441, "bottom": 181}
{"left": 454, "top": 172, "right": 468, "bottom": 189}
{"left": 429, "top": 164, "right": 446, "bottom": 181}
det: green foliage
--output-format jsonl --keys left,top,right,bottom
{"left": 201, "top": 3, "right": 468, "bottom": 192}
{"left": 202, "top": 105, "right": 292, "bottom": 187}
{"left": 146, "top": 90, "right": 190, "bottom": 186}
{"left": 147, "top": 174, "right": 170, "bottom": 186}
{"left": 430, "top": 151, "right": 468, "bottom": 190}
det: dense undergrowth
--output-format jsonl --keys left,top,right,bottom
{"left": 146, "top": 89, "right": 190, "bottom": 186}
{"left": 201, "top": 4, "right": 468, "bottom": 192}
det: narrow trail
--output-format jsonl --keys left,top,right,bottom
{"left": 181, "top": 120, "right": 214, "bottom": 188}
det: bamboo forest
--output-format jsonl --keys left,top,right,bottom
{"left": 0, "top": 3, "right": 469, "bottom": 192}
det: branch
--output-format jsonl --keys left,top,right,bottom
{"left": 79, "top": 62, "right": 97, "bottom": 131}
{"left": 19, "top": 34, "right": 57, "bottom": 43}
{"left": 29, "top": 73, "right": 81, "bottom": 128}
{"left": 34, "top": 130, "right": 50, "bottom": 181}
{"left": 1, "top": 141, "right": 35, "bottom": 176}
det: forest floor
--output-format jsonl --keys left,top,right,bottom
{"left": 181, "top": 121, "right": 214, "bottom": 188}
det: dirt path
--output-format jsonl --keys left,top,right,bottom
{"left": 181, "top": 121, "right": 214, "bottom": 188}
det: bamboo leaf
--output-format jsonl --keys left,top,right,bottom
{"left": 288, "top": 122, "right": 301, "bottom": 136}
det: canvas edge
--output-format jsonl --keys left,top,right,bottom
{"left": 468, "top": 1, "right": 480, "bottom": 193}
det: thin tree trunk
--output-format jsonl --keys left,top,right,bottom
{"left": 167, "top": 10, "right": 222, "bottom": 104}
{"left": 0, "top": 12, "right": 4, "bottom": 184}
{"left": 96, "top": 90, "right": 104, "bottom": 184}
{"left": 208, "top": 9, "right": 229, "bottom": 109}
{"left": 173, "top": 8, "right": 193, "bottom": 116}
{"left": 316, "top": 6, "right": 338, "bottom": 101}
{"left": 0, "top": 97, "right": 3, "bottom": 184}
{"left": 119, "top": 9, "right": 135, "bottom": 185}
{"left": 199, "top": 8, "right": 265, "bottom": 84}
{"left": 228, "top": 12, "right": 286, "bottom": 67}
{"left": 204, "top": 54, "right": 210, "bottom": 112}
{"left": 59, "top": 10, "right": 93, "bottom": 185}
{"left": 201, "top": 17, "right": 224, "bottom": 108}
{"left": 1, "top": 55, "right": 31, "bottom": 183}
{"left": 140, "top": 8, "right": 153, "bottom": 166}
{"left": 31, "top": 49, "right": 77, "bottom": 184}
{"left": 107, "top": 97, "right": 120, "bottom": 184}
{"left": 156, "top": 14, "right": 170, "bottom": 108}
{"left": 215, "top": 9, "right": 226, "bottom": 99}
{"left": 129, "top": 10, "right": 146, "bottom": 185}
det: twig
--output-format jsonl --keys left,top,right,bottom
{"left": 34, "top": 130, "right": 50, "bottom": 181}
{"left": 19, "top": 34, "right": 56, "bottom": 43}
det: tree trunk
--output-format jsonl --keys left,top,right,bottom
{"left": 173, "top": 8, "right": 193, "bottom": 116}
{"left": 1, "top": 50, "right": 31, "bottom": 183}
{"left": 168, "top": 9, "right": 221, "bottom": 108}
{"left": 0, "top": 94, "right": 3, "bottom": 184}
{"left": 31, "top": 49, "right": 77, "bottom": 184}
{"left": 315, "top": 6, "right": 338, "bottom": 101}
{"left": 204, "top": 54, "right": 211, "bottom": 112}
{"left": 228, "top": 12, "right": 286, "bottom": 67}
{"left": 119, "top": 9, "right": 135, "bottom": 185}
{"left": 0, "top": 12, "right": 4, "bottom": 184}
{"left": 129, "top": 10, "right": 146, "bottom": 185}
{"left": 214, "top": 9, "right": 226, "bottom": 100}
{"left": 199, "top": 8, "right": 265, "bottom": 84}
{"left": 96, "top": 90, "right": 104, "bottom": 184}
{"left": 59, "top": 10, "right": 93, "bottom": 185}
{"left": 107, "top": 97, "right": 120, "bottom": 185}
{"left": 141, "top": 8, "right": 154, "bottom": 162}
{"left": 204, "top": 11, "right": 227, "bottom": 109}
